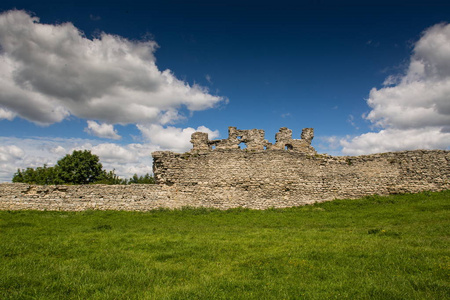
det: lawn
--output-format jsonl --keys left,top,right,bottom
{"left": 0, "top": 191, "right": 449, "bottom": 299}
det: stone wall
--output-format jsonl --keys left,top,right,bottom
{"left": 0, "top": 126, "right": 449, "bottom": 211}
{"left": 191, "top": 126, "right": 316, "bottom": 154}
{"left": 1, "top": 149, "right": 448, "bottom": 211}
{"left": 151, "top": 149, "right": 449, "bottom": 208}
{"left": 0, "top": 184, "right": 171, "bottom": 211}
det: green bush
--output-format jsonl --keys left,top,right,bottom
{"left": 12, "top": 150, "right": 154, "bottom": 185}
{"left": 128, "top": 173, "right": 155, "bottom": 184}
{"left": 12, "top": 165, "right": 63, "bottom": 185}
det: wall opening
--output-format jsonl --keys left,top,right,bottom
{"left": 211, "top": 145, "right": 216, "bottom": 150}
{"left": 239, "top": 142, "right": 247, "bottom": 149}
{"left": 285, "top": 144, "right": 293, "bottom": 150}
{"left": 263, "top": 146, "right": 267, "bottom": 150}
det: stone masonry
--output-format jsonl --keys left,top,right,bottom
{"left": 191, "top": 126, "right": 316, "bottom": 153}
{"left": 0, "top": 127, "right": 449, "bottom": 211}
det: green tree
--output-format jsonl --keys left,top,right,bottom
{"left": 12, "top": 150, "right": 155, "bottom": 185}
{"left": 129, "top": 173, "right": 155, "bottom": 184}
{"left": 12, "top": 169, "right": 24, "bottom": 183}
{"left": 140, "top": 173, "right": 155, "bottom": 184}
{"left": 56, "top": 150, "right": 104, "bottom": 184}
{"left": 12, "top": 165, "right": 63, "bottom": 185}
{"left": 96, "top": 169, "right": 128, "bottom": 185}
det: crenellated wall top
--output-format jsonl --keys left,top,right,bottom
{"left": 190, "top": 126, "right": 316, "bottom": 154}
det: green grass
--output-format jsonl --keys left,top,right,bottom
{"left": 0, "top": 191, "right": 449, "bottom": 299}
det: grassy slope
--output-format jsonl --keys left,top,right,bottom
{"left": 0, "top": 191, "right": 449, "bottom": 299}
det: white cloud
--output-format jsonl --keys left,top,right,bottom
{"left": 51, "top": 145, "right": 67, "bottom": 155}
{"left": 341, "top": 128, "right": 450, "bottom": 156}
{"left": 0, "top": 137, "right": 67, "bottom": 182}
{"left": 90, "top": 143, "right": 157, "bottom": 176}
{"left": 0, "top": 10, "right": 225, "bottom": 180}
{"left": 0, "top": 145, "right": 25, "bottom": 182}
{"left": 0, "top": 10, "right": 225, "bottom": 126}
{"left": 0, "top": 145, "right": 24, "bottom": 162}
{"left": 365, "top": 80, "right": 450, "bottom": 130}
{"left": 91, "top": 143, "right": 138, "bottom": 164}
{"left": 0, "top": 136, "right": 157, "bottom": 182}
{"left": 0, "top": 123, "right": 213, "bottom": 182}
{"left": 382, "top": 74, "right": 402, "bottom": 86}
{"left": 0, "top": 137, "right": 98, "bottom": 182}
{"left": 85, "top": 120, "right": 121, "bottom": 140}
{"left": 342, "top": 23, "right": 450, "bottom": 155}
{"left": 137, "top": 124, "right": 219, "bottom": 153}
{"left": 0, "top": 107, "right": 16, "bottom": 120}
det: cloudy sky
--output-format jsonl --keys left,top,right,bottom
{"left": 1, "top": 0, "right": 449, "bottom": 181}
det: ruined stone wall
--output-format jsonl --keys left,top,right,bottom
{"left": 191, "top": 126, "right": 316, "bottom": 154}
{"left": 0, "top": 184, "right": 173, "bottom": 211}
{"left": 151, "top": 149, "right": 449, "bottom": 208}
{"left": 0, "top": 126, "right": 449, "bottom": 211}
{"left": 0, "top": 149, "right": 448, "bottom": 211}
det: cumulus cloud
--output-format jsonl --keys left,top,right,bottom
{"left": 51, "top": 145, "right": 67, "bottom": 155}
{"left": 79, "top": 142, "right": 157, "bottom": 179}
{"left": 0, "top": 10, "right": 225, "bottom": 125}
{"left": 0, "top": 136, "right": 160, "bottom": 182}
{"left": 0, "top": 140, "right": 44, "bottom": 182}
{"left": 0, "top": 107, "right": 16, "bottom": 120}
{"left": 0, "top": 145, "right": 24, "bottom": 162}
{"left": 137, "top": 124, "right": 219, "bottom": 153}
{"left": 0, "top": 145, "right": 25, "bottom": 182}
{"left": 0, "top": 122, "right": 216, "bottom": 182}
{"left": 85, "top": 120, "right": 121, "bottom": 140}
{"left": 342, "top": 23, "right": 450, "bottom": 155}
{"left": 91, "top": 143, "right": 138, "bottom": 164}
{"left": 341, "top": 128, "right": 450, "bottom": 156}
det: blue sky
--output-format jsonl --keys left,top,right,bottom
{"left": 1, "top": 0, "right": 450, "bottom": 181}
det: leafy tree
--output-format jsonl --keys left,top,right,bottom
{"left": 12, "top": 169, "right": 24, "bottom": 183}
{"left": 56, "top": 150, "right": 103, "bottom": 184}
{"left": 140, "top": 173, "right": 155, "bottom": 184}
{"left": 35, "top": 165, "right": 63, "bottom": 185}
{"left": 12, "top": 165, "right": 62, "bottom": 185}
{"left": 96, "top": 169, "right": 129, "bottom": 185}
{"left": 12, "top": 150, "right": 155, "bottom": 185}
{"left": 129, "top": 173, "right": 155, "bottom": 184}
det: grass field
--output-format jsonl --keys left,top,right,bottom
{"left": 0, "top": 191, "right": 449, "bottom": 299}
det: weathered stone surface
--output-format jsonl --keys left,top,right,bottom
{"left": 271, "top": 127, "right": 316, "bottom": 154}
{"left": 0, "top": 126, "right": 449, "bottom": 211}
{"left": 207, "top": 127, "right": 271, "bottom": 151}
{"left": 191, "top": 132, "right": 210, "bottom": 151}
{"left": 191, "top": 126, "right": 315, "bottom": 153}
{"left": 0, "top": 184, "right": 173, "bottom": 211}
{"left": 151, "top": 149, "right": 449, "bottom": 209}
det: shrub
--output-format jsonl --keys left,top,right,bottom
{"left": 12, "top": 150, "right": 154, "bottom": 185}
